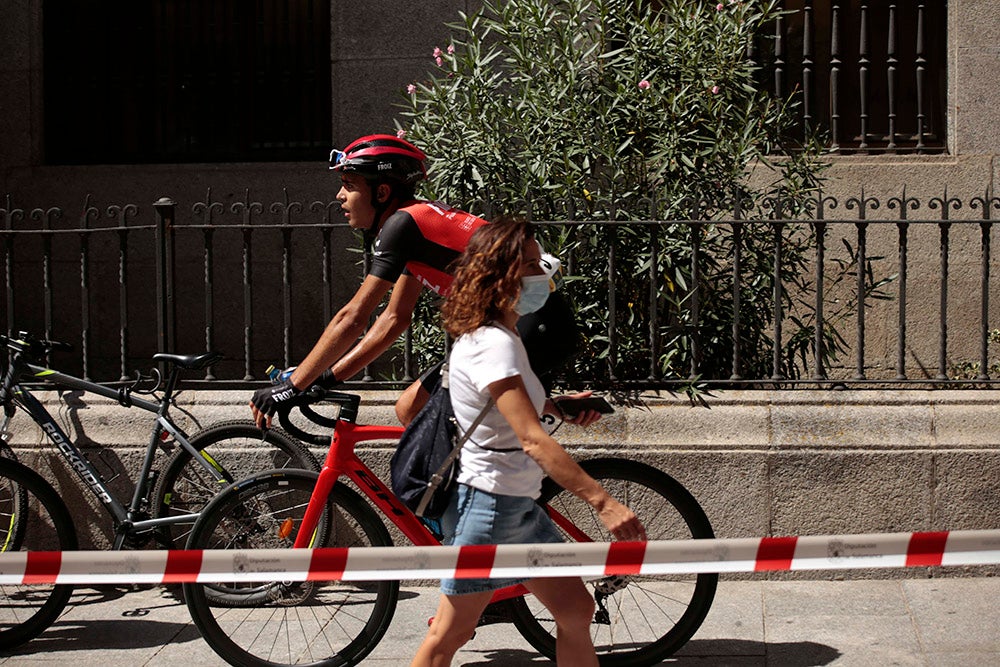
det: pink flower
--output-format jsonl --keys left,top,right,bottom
{"left": 406, "top": 83, "right": 417, "bottom": 95}
{"left": 435, "top": 56, "right": 443, "bottom": 67}
{"left": 716, "top": 3, "right": 724, "bottom": 10}
{"left": 433, "top": 46, "right": 442, "bottom": 58}
{"left": 396, "top": 129, "right": 407, "bottom": 139}
{"left": 711, "top": 85, "right": 720, "bottom": 94}
{"left": 638, "top": 79, "right": 651, "bottom": 90}
{"left": 447, "top": 45, "right": 455, "bottom": 55}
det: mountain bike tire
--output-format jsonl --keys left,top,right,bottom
{"left": 183, "top": 469, "right": 399, "bottom": 667}
{"left": 151, "top": 420, "right": 319, "bottom": 549}
{"left": 0, "top": 446, "right": 28, "bottom": 551}
{"left": 510, "top": 458, "right": 718, "bottom": 667}
{"left": 0, "top": 457, "right": 78, "bottom": 650}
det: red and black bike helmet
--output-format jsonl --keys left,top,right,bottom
{"left": 329, "top": 134, "right": 428, "bottom": 186}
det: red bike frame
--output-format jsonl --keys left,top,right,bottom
{"left": 290, "top": 417, "right": 590, "bottom": 603}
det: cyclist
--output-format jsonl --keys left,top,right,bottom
{"left": 250, "top": 133, "right": 583, "bottom": 428}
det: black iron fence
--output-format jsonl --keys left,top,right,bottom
{"left": 2, "top": 188, "right": 999, "bottom": 390}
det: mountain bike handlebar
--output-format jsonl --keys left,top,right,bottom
{"left": 1, "top": 332, "right": 73, "bottom": 360}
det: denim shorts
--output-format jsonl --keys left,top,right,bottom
{"left": 440, "top": 483, "right": 565, "bottom": 596}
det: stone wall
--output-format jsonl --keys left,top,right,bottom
{"left": 8, "top": 389, "right": 1000, "bottom": 570}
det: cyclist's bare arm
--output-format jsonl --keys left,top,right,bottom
{"left": 327, "top": 273, "right": 424, "bottom": 382}
{"left": 287, "top": 274, "right": 394, "bottom": 390}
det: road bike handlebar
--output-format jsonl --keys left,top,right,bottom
{"left": 275, "top": 388, "right": 362, "bottom": 445}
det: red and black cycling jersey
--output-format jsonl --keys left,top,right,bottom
{"left": 369, "top": 200, "right": 489, "bottom": 295}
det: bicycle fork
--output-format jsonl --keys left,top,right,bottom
{"left": 292, "top": 464, "right": 340, "bottom": 549}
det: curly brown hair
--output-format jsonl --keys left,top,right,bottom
{"left": 442, "top": 217, "right": 533, "bottom": 338}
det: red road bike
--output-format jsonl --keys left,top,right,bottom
{"left": 183, "top": 390, "right": 717, "bottom": 667}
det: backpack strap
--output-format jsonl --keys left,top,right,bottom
{"left": 415, "top": 367, "right": 494, "bottom": 517}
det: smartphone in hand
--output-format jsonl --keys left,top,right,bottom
{"left": 557, "top": 395, "right": 615, "bottom": 418}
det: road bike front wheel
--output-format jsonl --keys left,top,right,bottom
{"left": 0, "top": 457, "right": 78, "bottom": 650}
{"left": 183, "top": 469, "right": 399, "bottom": 667}
{"left": 510, "top": 458, "right": 718, "bottom": 667}
{"left": 151, "top": 420, "right": 319, "bottom": 548}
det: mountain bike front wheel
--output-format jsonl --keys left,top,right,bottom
{"left": 183, "top": 468, "right": 399, "bottom": 667}
{"left": 0, "top": 457, "right": 78, "bottom": 650}
{"left": 510, "top": 457, "right": 718, "bottom": 667}
{"left": 152, "top": 420, "right": 319, "bottom": 549}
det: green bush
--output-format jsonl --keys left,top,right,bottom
{"left": 395, "top": 0, "right": 847, "bottom": 387}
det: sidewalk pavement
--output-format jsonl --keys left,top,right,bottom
{"left": 2, "top": 577, "right": 999, "bottom": 666}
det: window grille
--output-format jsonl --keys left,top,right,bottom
{"left": 757, "top": 1, "right": 947, "bottom": 153}
{"left": 43, "top": 0, "right": 331, "bottom": 164}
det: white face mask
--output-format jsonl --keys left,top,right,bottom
{"left": 515, "top": 274, "right": 551, "bottom": 315}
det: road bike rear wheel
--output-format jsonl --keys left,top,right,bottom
{"left": 183, "top": 469, "right": 399, "bottom": 667}
{"left": 0, "top": 457, "right": 78, "bottom": 650}
{"left": 152, "top": 420, "right": 319, "bottom": 548}
{"left": 510, "top": 458, "right": 718, "bottom": 667}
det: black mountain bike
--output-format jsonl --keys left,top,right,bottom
{"left": 0, "top": 331, "right": 319, "bottom": 650}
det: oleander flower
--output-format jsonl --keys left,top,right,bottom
{"left": 716, "top": 3, "right": 724, "bottom": 10}
{"left": 447, "top": 45, "right": 455, "bottom": 55}
{"left": 433, "top": 46, "right": 442, "bottom": 58}
{"left": 396, "top": 129, "right": 407, "bottom": 139}
{"left": 638, "top": 79, "right": 651, "bottom": 90}
{"left": 711, "top": 85, "right": 720, "bottom": 94}
{"left": 406, "top": 84, "right": 417, "bottom": 95}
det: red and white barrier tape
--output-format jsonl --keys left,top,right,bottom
{"left": 1, "top": 530, "right": 998, "bottom": 585}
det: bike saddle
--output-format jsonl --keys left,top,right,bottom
{"left": 152, "top": 351, "right": 223, "bottom": 370}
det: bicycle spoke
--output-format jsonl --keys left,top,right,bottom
{"left": 0, "top": 459, "right": 76, "bottom": 650}
{"left": 511, "top": 459, "right": 717, "bottom": 666}
{"left": 152, "top": 421, "right": 318, "bottom": 549}
{"left": 184, "top": 470, "right": 398, "bottom": 666}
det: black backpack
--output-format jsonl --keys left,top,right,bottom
{"left": 390, "top": 365, "right": 493, "bottom": 518}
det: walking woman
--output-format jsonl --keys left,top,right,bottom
{"left": 411, "top": 217, "right": 646, "bottom": 666}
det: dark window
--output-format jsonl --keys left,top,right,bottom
{"left": 757, "top": 1, "right": 948, "bottom": 153}
{"left": 44, "top": 0, "right": 331, "bottom": 164}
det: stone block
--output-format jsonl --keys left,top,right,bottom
{"left": 331, "top": 58, "right": 442, "bottom": 143}
{"left": 954, "top": 49, "right": 1000, "bottom": 155}
{"left": 332, "top": 0, "right": 459, "bottom": 61}
{"left": 767, "top": 450, "right": 935, "bottom": 536}
{"left": 931, "top": 452, "right": 1000, "bottom": 529}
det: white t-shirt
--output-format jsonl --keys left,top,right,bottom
{"left": 449, "top": 324, "right": 547, "bottom": 498}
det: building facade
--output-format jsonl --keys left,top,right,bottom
{"left": 1, "top": 1, "right": 998, "bottom": 382}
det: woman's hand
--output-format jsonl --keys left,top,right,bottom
{"left": 547, "top": 391, "right": 603, "bottom": 427}
{"left": 597, "top": 497, "right": 646, "bottom": 542}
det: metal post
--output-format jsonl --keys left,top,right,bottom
{"left": 153, "top": 197, "right": 177, "bottom": 359}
